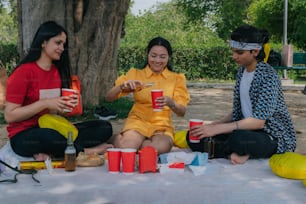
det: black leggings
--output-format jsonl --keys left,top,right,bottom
{"left": 10, "top": 120, "right": 112, "bottom": 158}
{"left": 187, "top": 129, "right": 277, "bottom": 159}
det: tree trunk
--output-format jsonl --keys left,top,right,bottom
{"left": 17, "top": 0, "right": 130, "bottom": 106}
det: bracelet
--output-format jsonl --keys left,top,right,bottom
{"left": 235, "top": 121, "right": 239, "bottom": 130}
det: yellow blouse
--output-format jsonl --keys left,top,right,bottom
{"left": 115, "top": 66, "right": 190, "bottom": 138}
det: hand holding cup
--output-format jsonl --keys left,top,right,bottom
{"left": 61, "top": 88, "right": 78, "bottom": 112}
{"left": 151, "top": 89, "right": 163, "bottom": 111}
{"left": 189, "top": 119, "right": 204, "bottom": 143}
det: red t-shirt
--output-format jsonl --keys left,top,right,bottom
{"left": 6, "top": 62, "right": 62, "bottom": 138}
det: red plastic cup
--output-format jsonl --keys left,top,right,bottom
{"left": 189, "top": 119, "right": 203, "bottom": 143}
{"left": 107, "top": 148, "right": 121, "bottom": 174}
{"left": 121, "top": 148, "right": 137, "bottom": 174}
{"left": 151, "top": 89, "right": 163, "bottom": 112}
{"left": 61, "top": 88, "right": 77, "bottom": 112}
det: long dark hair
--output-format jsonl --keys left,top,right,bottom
{"left": 230, "top": 24, "right": 268, "bottom": 62}
{"left": 14, "top": 21, "right": 72, "bottom": 88}
{"left": 144, "top": 36, "right": 173, "bottom": 71}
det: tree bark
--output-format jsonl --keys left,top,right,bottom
{"left": 17, "top": 0, "right": 130, "bottom": 106}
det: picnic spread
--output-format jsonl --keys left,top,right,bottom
{"left": 1, "top": 141, "right": 305, "bottom": 204}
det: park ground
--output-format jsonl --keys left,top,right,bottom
{"left": 0, "top": 84, "right": 305, "bottom": 154}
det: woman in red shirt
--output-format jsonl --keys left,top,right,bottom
{"left": 5, "top": 21, "right": 113, "bottom": 160}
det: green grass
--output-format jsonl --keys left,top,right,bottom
{"left": 294, "top": 75, "right": 306, "bottom": 84}
{"left": 98, "top": 97, "right": 133, "bottom": 119}
{"left": 68, "top": 96, "right": 133, "bottom": 123}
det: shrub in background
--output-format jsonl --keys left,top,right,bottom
{"left": 1, "top": 43, "right": 304, "bottom": 82}
{"left": 0, "top": 43, "right": 19, "bottom": 75}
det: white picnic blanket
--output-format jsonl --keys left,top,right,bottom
{"left": 0, "top": 141, "right": 305, "bottom": 204}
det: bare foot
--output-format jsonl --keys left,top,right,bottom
{"left": 230, "top": 153, "right": 250, "bottom": 165}
{"left": 34, "top": 153, "right": 50, "bottom": 161}
{"left": 84, "top": 143, "right": 113, "bottom": 155}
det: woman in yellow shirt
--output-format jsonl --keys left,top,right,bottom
{"left": 106, "top": 37, "right": 190, "bottom": 154}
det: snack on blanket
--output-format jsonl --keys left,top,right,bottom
{"left": 76, "top": 152, "right": 104, "bottom": 167}
{"left": 20, "top": 160, "right": 65, "bottom": 170}
{"left": 269, "top": 152, "right": 306, "bottom": 179}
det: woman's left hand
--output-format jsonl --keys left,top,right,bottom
{"left": 154, "top": 96, "right": 186, "bottom": 116}
{"left": 60, "top": 92, "right": 78, "bottom": 113}
{"left": 190, "top": 124, "right": 216, "bottom": 139}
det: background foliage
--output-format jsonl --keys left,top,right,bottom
{"left": 249, "top": 0, "right": 306, "bottom": 50}
{"left": 118, "top": 46, "right": 237, "bottom": 81}
{"left": 0, "top": 43, "right": 18, "bottom": 74}
{"left": 0, "top": 0, "right": 17, "bottom": 43}
{"left": 1, "top": 0, "right": 306, "bottom": 82}
{"left": 121, "top": 1, "right": 225, "bottom": 48}
{"left": 176, "top": 0, "right": 306, "bottom": 50}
